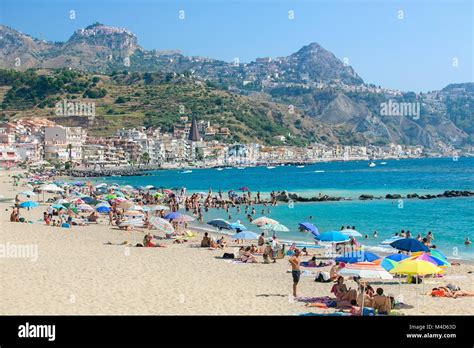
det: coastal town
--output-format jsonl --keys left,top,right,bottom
{"left": 0, "top": 115, "right": 462, "bottom": 171}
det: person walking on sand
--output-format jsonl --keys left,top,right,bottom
{"left": 289, "top": 249, "right": 301, "bottom": 298}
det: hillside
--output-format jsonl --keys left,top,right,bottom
{"left": 0, "top": 68, "right": 343, "bottom": 145}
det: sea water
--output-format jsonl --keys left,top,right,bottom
{"left": 101, "top": 157, "right": 474, "bottom": 260}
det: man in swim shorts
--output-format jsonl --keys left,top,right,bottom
{"left": 289, "top": 249, "right": 301, "bottom": 298}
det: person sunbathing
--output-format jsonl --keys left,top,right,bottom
{"left": 331, "top": 276, "right": 357, "bottom": 302}
{"left": 430, "top": 287, "right": 474, "bottom": 298}
{"left": 372, "top": 288, "right": 391, "bottom": 314}
{"left": 240, "top": 247, "right": 258, "bottom": 263}
{"left": 143, "top": 233, "right": 164, "bottom": 247}
{"left": 356, "top": 284, "right": 374, "bottom": 308}
{"left": 200, "top": 232, "right": 211, "bottom": 247}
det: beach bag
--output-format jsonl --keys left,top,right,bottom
{"left": 223, "top": 253, "right": 235, "bottom": 259}
{"left": 314, "top": 271, "right": 331, "bottom": 283}
{"left": 446, "top": 283, "right": 460, "bottom": 291}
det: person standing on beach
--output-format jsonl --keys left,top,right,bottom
{"left": 289, "top": 249, "right": 301, "bottom": 298}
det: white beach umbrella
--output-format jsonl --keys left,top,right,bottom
{"left": 252, "top": 217, "right": 279, "bottom": 227}
{"left": 76, "top": 204, "right": 94, "bottom": 212}
{"left": 149, "top": 216, "right": 174, "bottom": 233}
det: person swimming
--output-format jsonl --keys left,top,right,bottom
{"left": 465, "top": 237, "right": 471, "bottom": 246}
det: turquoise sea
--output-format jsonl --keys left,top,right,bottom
{"left": 101, "top": 158, "right": 474, "bottom": 260}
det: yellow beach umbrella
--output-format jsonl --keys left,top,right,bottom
{"left": 390, "top": 259, "right": 442, "bottom": 275}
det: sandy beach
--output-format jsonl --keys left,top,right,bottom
{"left": 1, "top": 170, "right": 473, "bottom": 316}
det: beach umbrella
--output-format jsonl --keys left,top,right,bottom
{"left": 76, "top": 204, "right": 94, "bottom": 212}
{"left": 123, "top": 210, "right": 144, "bottom": 217}
{"left": 317, "top": 231, "right": 350, "bottom": 243}
{"left": 172, "top": 214, "right": 195, "bottom": 223}
{"left": 153, "top": 193, "right": 164, "bottom": 198}
{"left": 113, "top": 197, "right": 128, "bottom": 203}
{"left": 19, "top": 191, "right": 36, "bottom": 197}
{"left": 163, "top": 189, "right": 173, "bottom": 194}
{"left": 428, "top": 249, "right": 448, "bottom": 261}
{"left": 386, "top": 254, "right": 410, "bottom": 262}
{"left": 390, "top": 259, "right": 442, "bottom": 276}
{"left": 390, "top": 238, "right": 429, "bottom": 253}
{"left": 380, "top": 236, "right": 404, "bottom": 246}
{"left": 338, "top": 262, "right": 393, "bottom": 280}
{"left": 230, "top": 222, "right": 247, "bottom": 230}
{"left": 335, "top": 250, "right": 380, "bottom": 263}
{"left": 52, "top": 204, "right": 67, "bottom": 210}
{"left": 40, "top": 184, "right": 64, "bottom": 192}
{"left": 96, "top": 202, "right": 111, "bottom": 208}
{"left": 129, "top": 205, "right": 144, "bottom": 211}
{"left": 105, "top": 194, "right": 117, "bottom": 200}
{"left": 80, "top": 196, "right": 95, "bottom": 204}
{"left": 148, "top": 205, "right": 169, "bottom": 211}
{"left": 298, "top": 222, "right": 319, "bottom": 235}
{"left": 207, "top": 219, "right": 233, "bottom": 230}
{"left": 71, "top": 198, "right": 85, "bottom": 204}
{"left": 19, "top": 201, "right": 39, "bottom": 209}
{"left": 114, "top": 191, "right": 126, "bottom": 198}
{"left": 340, "top": 229, "right": 363, "bottom": 237}
{"left": 144, "top": 185, "right": 155, "bottom": 190}
{"left": 149, "top": 216, "right": 174, "bottom": 234}
{"left": 261, "top": 223, "right": 290, "bottom": 232}
{"left": 164, "top": 212, "right": 182, "bottom": 220}
{"left": 96, "top": 206, "right": 110, "bottom": 213}
{"left": 118, "top": 201, "right": 134, "bottom": 209}
{"left": 95, "top": 183, "right": 108, "bottom": 188}
{"left": 374, "top": 257, "right": 399, "bottom": 271}
{"left": 251, "top": 217, "right": 279, "bottom": 227}
{"left": 405, "top": 253, "right": 450, "bottom": 267}
{"left": 55, "top": 198, "right": 69, "bottom": 205}
{"left": 232, "top": 231, "right": 260, "bottom": 240}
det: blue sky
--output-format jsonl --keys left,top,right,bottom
{"left": 0, "top": 0, "right": 472, "bottom": 91}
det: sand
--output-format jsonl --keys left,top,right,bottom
{"left": 0, "top": 169, "right": 473, "bottom": 315}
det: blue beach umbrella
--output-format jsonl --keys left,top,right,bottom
{"left": 96, "top": 206, "right": 111, "bottom": 213}
{"left": 386, "top": 254, "right": 410, "bottom": 262}
{"left": 380, "top": 258, "right": 399, "bottom": 271}
{"left": 207, "top": 219, "right": 233, "bottom": 230}
{"left": 317, "top": 231, "right": 350, "bottom": 243}
{"left": 390, "top": 238, "right": 430, "bottom": 252}
{"left": 230, "top": 222, "right": 247, "bottom": 230}
{"left": 232, "top": 231, "right": 260, "bottom": 240}
{"left": 335, "top": 251, "right": 380, "bottom": 263}
{"left": 164, "top": 212, "right": 182, "bottom": 220}
{"left": 81, "top": 196, "right": 95, "bottom": 204}
{"left": 52, "top": 204, "right": 67, "bottom": 210}
{"left": 19, "top": 201, "right": 39, "bottom": 209}
{"left": 298, "top": 222, "right": 319, "bottom": 236}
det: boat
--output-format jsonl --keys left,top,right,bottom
{"left": 236, "top": 167, "right": 245, "bottom": 170}
{"left": 314, "top": 170, "right": 325, "bottom": 173}
{"left": 216, "top": 168, "right": 224, "bottom": 171}
{"left": 296, "top": 165, "right": 305, "bottom": 168}
{"left": 368, "top": 161, "right": 376, "bottom": 167}
{"left": 267, "top": 166, "right": 276, "bottom": 169}
{"left": 380, "top": 162, "right": 387, "bottom": 165}
{"left": 181, "top": 170, "right": 192, "bottom": 174}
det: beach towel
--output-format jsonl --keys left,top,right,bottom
{"left": 297, "top": 296, "right": 334, "bottom": 305}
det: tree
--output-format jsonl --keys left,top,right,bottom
{"left": 140, "top": 152, "right": 151, "bottom": 166}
